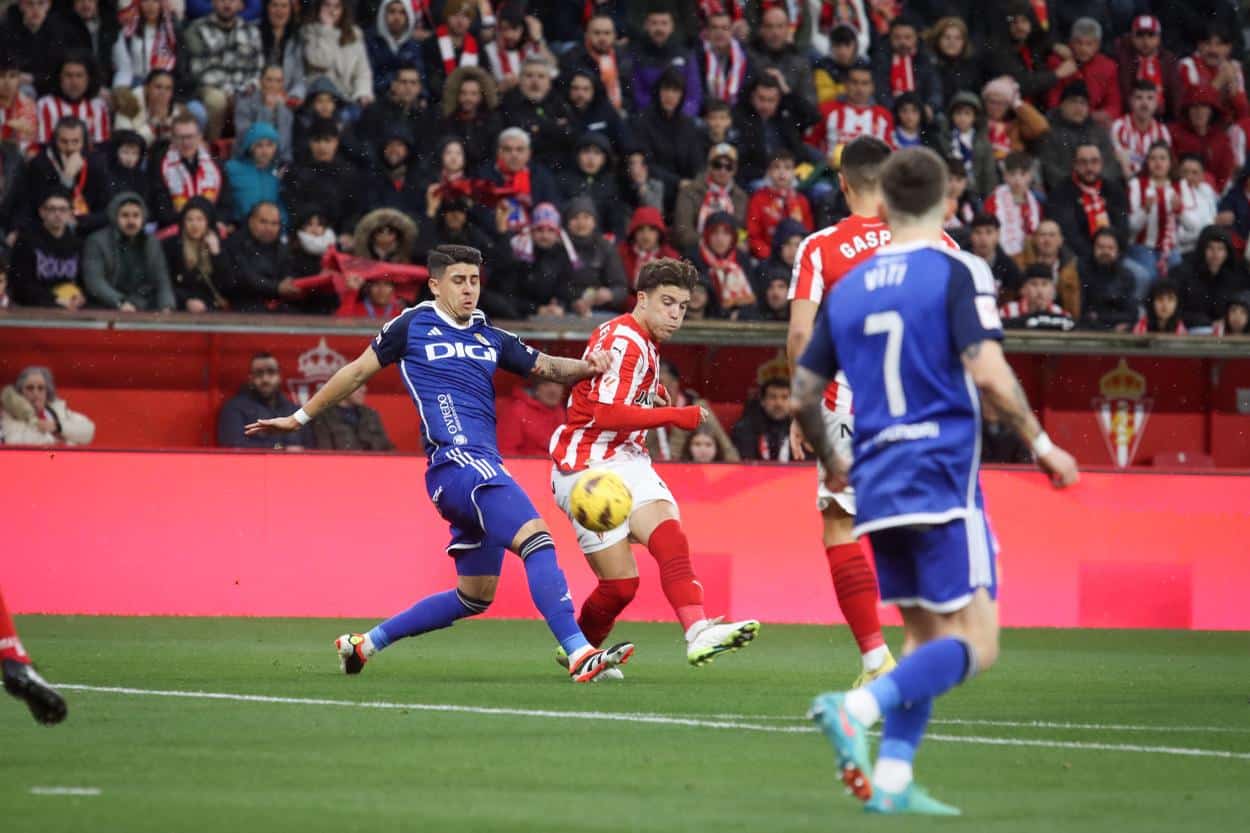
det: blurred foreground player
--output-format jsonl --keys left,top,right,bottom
{"left": 787, "top": 137, "right": 959, "bottom": 687}
{"left": 549, "top": 259, "right": 760, "bottom": 674}
{"left": 794, "top": 148, "right": 1079, "bottom": 815}
{"left": 246, "top": 245, "right": 633, "bottom": 683}
{"left": 2, "top": 588, "right": 67, "bottom": 725}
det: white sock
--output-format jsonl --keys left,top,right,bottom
{"left": 844, "top": 688, "right": 882, "bottom": 727}
{"left": 568, "top": 645, "right": 595, "bottom": 667}
{"left": 862, "top": 645, "right": 890, "bottom": 672}
{"left": 872, "top": 758, "right": 914, "bottom": 794}
{"left": 684, "top": 619, "right": 712, "bottom": 643}
{"left": 361, "top": 634, "right": 377, "bottom": 657}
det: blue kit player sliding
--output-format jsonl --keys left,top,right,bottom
{"left": 246, "top": 244, "right": 634, "bottom": 683}
{"left": 791, "top": 148, "right": 1079, "bottom": 814}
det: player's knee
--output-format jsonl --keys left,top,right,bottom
{"left": 455, "top": 588, "right": 492, "bottom": 617}
{"left": 601, "top": 576, "right": 640, "bottom": 605}
{"left": 516, "top": 530, "right": 555, "bottom": 560}
{"left": 974, "top": 634, "right": 1000, "bottom": 672}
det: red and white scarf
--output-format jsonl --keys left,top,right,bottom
{"left": 703, "top": 39, "right": 748, "bottom": 103}
{"left": 1137, "top": 55, "right": 1163, "bottom": 94}
{"left": 699, "top": 1, "right": 745, "bottom": 20}
{"left": 698, "top": 241, "right": 755, "bottom": 309}
{"left": 630, "top": 244, "right": 662, "bottom": 288}
{"left": 161, "top": 145, "right": 222, "bottom": 212}
{"left": 697, "top": 179, "right": 736, "bottom": 235}
{"left": 818, "top": 0, "right": 865, "bottom": 35}
{"left": 867, "top": 0, "right": 899, "bottom": 35}
{"left": 985, "top": 184, "right": 1040, "bottom": 256}
{"left": 1074, "top": 174, "right": 1110, "bottom": 237}
{"left": 408, "top": 0, "right": 432, "bottom": 29}
{"left": 1029, "top": 0, "right": 1049, "bottom": 30}
{"left": 123, "top": 3, "right": 177, "bottom": 72}
{"left": 484, "top": 40, "right": 536, "bottom": 83}
{"left": 1132, "top": 177, "right": 1186, "bottom": 254}
{"left": 987, "top": 119, "right": 1012, "bottom": 160}
{"left": 889, "top": 54, "right": 914, "bottom": 97}
{"left": 437, "top": 25, "right": 478, "bottom": 76}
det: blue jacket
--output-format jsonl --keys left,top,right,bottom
{"left": 224, "top": 122, "right": 286, "bottom": 227}
{"left": 186, "top": 0, "right": 261, "bottom": 22}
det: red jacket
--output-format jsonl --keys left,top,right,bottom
{"left": 1115, "top": 35, "right": 1180, "bottom": 118}
{"left": 496, "top": 386, "right": 567, "bottom": 458}
{"left": 746, "top": 186, "right": 813, "bottom": 260}
{"left": 1169, "top": 85, "right": 1236, "bottom": 192}
{"left": 617, "top": 205, "right": 680, "bottom": 308}
{"left": 1048, "top": 53, "right": 1123, "bottom": 118}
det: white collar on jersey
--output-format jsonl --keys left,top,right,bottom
{"left": 876, "top": 239, "right": 946, "bottom": 255}
{"left": 418, "top": 300, "right": 486, "bottom": 330}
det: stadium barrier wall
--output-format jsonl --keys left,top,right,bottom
{"left": 4, "top": 450, "right": 1248, "bottom": 630}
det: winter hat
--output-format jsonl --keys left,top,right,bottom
{"left": 565, "top": 195, "right": 598, "bottom": 224}
{"left": 531, "top": 202, "right": 561, "bottom": 231}
{"left": 1061, "top": 81, "right": 1090, "bottom": 102}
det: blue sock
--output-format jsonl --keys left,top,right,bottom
{"left": 866, "top": 637, "right": 971, "bottom": 712}
{"left": 878, "top": 697, "right": 934, "bottom": 765}
{"left": 367, "top": 589, "right": 482, "bottom": 650}
{"left": 519, "top": 533, "right": 589, "bottom": 657}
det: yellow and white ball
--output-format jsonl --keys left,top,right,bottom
{"left": 569, "top": 470, "right": 633, "bottom": 533}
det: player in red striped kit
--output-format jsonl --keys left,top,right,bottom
{"left": 550, "top": 258, "right": 759, "bottom": 674}
{"left": 787, "top": 136, "right": 959, "bottom": 687}
{"left": 2, "top": 587, "right": 67, "bottom": 725}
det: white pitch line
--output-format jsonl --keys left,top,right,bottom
{"left": 661, "top": 713, "right": 1250, "bottom": 735}
{"left": 29, "top": 787, "right": 101, "bottom": 797}
{"left": 59, "top": 684, "right": 1250, "bottom": 762}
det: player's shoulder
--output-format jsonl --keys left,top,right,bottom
{"left": 939, "top": 247, "right": 996, "bottom": 294}
{"left": 600, "top": 314, "right": 649, "bottom": 348}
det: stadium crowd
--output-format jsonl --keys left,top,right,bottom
{"left": 0, "top": 0, "right": 1247, "bottom": 336}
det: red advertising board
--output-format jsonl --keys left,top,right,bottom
{"left": 3, "top": 450, "right": 1247, "bottom": 630}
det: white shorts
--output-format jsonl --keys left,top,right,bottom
{"left": 816, "top": 404, "right": 856, "bottom": 515}
{"left": 551, "top": 457, "right": 678, "bottom": 554}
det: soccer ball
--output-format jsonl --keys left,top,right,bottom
{"left": 569, "top": 470, "right": 633, "bottom": 533}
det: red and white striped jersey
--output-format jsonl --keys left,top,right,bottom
{"left": 36, "top": 95, "right": 110, "bottom": 146}
{"left": 1109, "top": 115, "right": 1171, "bottom": 177}
{"left": 549, "top": 314, "right": 660, "bottom": 471}
{"left": 812, "top": 101, "right": 893, "bottom": 155}
{"left": 790, "top": 215, "right": 959, "bottom": 412}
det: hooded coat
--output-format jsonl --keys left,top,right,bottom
{"left": 1169, "top": 85, "right": 1236, "bottom": 193}
{"left": 234, "top": 84, "right": 296, "bottom": 164}
{"left": 0, "top": 5, "right": 90, "bottom": 98}
{"left": 104, "top": 130, "right": 151, "bottom": 203}
{"left": 629, "top": 79, "right": 705, "bottom": 193}
{"left": 365, "top": 0, "right": 425, "bottom": 99}
{"left": 1171, "top": 226, "right": 1250, "bottom": 329}
{"left": 1078, "top": 249, "right": 1139, "bottom": 330}
{"left": 82, "top": 192, "right": 174, "bottom": 311}
{"left": 565, "top": 196, "right": 628, "bottom": 312}
{"left": 556, "top": 133, "right": 625, "bottom": 238}
{"left": 616, "top": 205, "right": 680, "bottom": 295}
{"left": 226, "top": 121, "right": 286, "bottom": 226}
{"left": 628, "top": 30, "right": 701, "bottom": 118}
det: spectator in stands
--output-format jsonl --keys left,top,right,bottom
{"left": 817, "top": 60, "right": 891, "bottom": 158}
{"left": 0, "top": 51, "right": 37, "bottom": 153}
{"left": 736, "top": 73, "right": 818, "bottom": 187}
{"left": 1175, "top": 25, "right": 1249, "bottom": 124}
{"left": 436, "top": 65, "right": 499, "bottom": 172}
{"left": 507, "top": 201, "right": 574, "bottom": 318}
{"left": 646, "top": 360, "right": 738, "bottom": 463}
{"left": 1169, "top": 85, "right": 1235, "bottom": 194}
{"left": 943, "top": 158, "right": 979, "bottom": 236}
{"left": 217, "top": 352, "right": 309, "bottom": 449}
{"left": 984, "top": 0, "right": 1077, "bottom": 103}
{"left": 18, "top": 115, "right": 109, "bottom": 233}
{"left": 746, "top": 149, "right": 812, "bottom": 261}
{"left": 187, "top": 0, "right": 263, "bottom": 22}
{"left": 890, "top": 91, "right": 943, "bottom": 153}
{"left": 1214, "top": 293, "right": 1250, "bottom": 337}
{"left": 621, "top": 150, "right": 666, "bottom": 217}
{"left": 1046, "top": 17, "right": 1121, "bottom": 125}
{"left": 557, "top": 131, "right": 624, "bottom": 239}
{"left": 300, "top": 0, "right": 371, "bottom": 114}
{"left": 731, "top": 378, "right": 792, "bottom": 461}
{"left": 1133, "top": 277, "right": 1186, "bottom": 333}
{"left": 164, "top": 196, "right": 228, "bottom": 312}
{"left": 500, "top": 55, "right": 573, "bottom": 175}
{"left": 224, "top": 120, "right": 282, "bottom": 226}
{"left": 1126, "top": 141, "right": 1199, "bottom": 294}
{"left": 980, "top": 75, "right": 1049, "bottom": 163}
{"left": 746, "top": 270, "right": 793, "bottom": 323}
{"left": 673, "top": 142, "right": 747, "bottom": 255}
{"left": 335, "top": 209, "right": 415, "bottom": 319}
{"left": 82, "top": 192, "right": 173, "bottom": 311}
{"left": 36, "top": 51, "right": 110, "bottom": 146}
{"left": 1, "top": 366, "right": 94, "bottom": 446}
{"left": 282, "top": 120, "right": 360, "bottom": 240}
{"left": 812, "top": 21, "right": 861, "bottom": 105}
{"left": 680, "top": 426, "right": 726, "bottom": 463}
{"left": 982, "top": 152, "right": 1040, "bottom": 258}
{"left": 696, "top": 98, "right": 737, "bottom": 161}
{"left": 483, "top": 9, "right": 554, "bottom": 97}
{"left": 560, "top": 13, "right": 630, "bottom": 117}
{"left": 630, "top": 8, "right": 700, "bottom": 118}
{"left": 565, "top": 196, "right": 627, "bottom": 317}
{"left": 630, "top": 67, "right": 703, "bottom": 203}
{"left": 111, "top": 68, "right": 184, "bottom": 146}
{"left": 1015, "top": 218, "right": 1082, "bottom": 317}
{"left": 1040, "top": 82, "right": 1123, "bottom": 192}
{"left": 684, "top": 276, "right": 712, "bottom": 321}
{"left": 497, "top": 380, "right": 566, "bottom": 458}
{"left": 1171, "top": 227, "right": 1249, "bottom": 332}
{"left": 357, "top": 61, "right": 433, "bottom": 157}
{"left": 980, "top": 401, "right": 1031, "bottom": 463}
{"left": 749, "top": 4, "right": 817, "bottom": 111}
{"left": 0, "top": 133, "right": 23, "bottom": 240}
{"left": 9, "top": 188, "right": 84, "bottom": 308}
{"left": 311, "top": 385, "right": 394, "bottom": 451}
{"left": 104, "top": 129, "right": 150, "bottom": 203}
{"left": 1110, "top": 80, "right": 1171, "bottom": 179}
{"left": 928, "top": 17, "right": 981, "bottom": 109}
{"left": 693, "top": 211, "right": 753, "bottom": 320}
{"left": 220, "top": 200, "right": 301, "bottom": 312}
{"left": 365, "top": 126, "right": 421, "bottom": 216}
{"left": 112, "top": 0, "right": 179, "bottom": 90}
{"left": 945, "top": 91, "right": 997, "bottom": 199}
{"left": 233, "top": 63, "right": 294, "bottom": 163}
{"left": 287, "top": 207, "right": 332, "bottom": 277}
{"left": 366, "top": 0, "right": 423, "bottom": 100}
{"left": 1080, "top": 227, "right": 1139, "bottom": 331}
{"left": 64, "top": 0, "right": 116, "bottom": 87}
{"left": 479, "top": 126, "right": 556, "bottom": 232}
{"left": 563, "top": 68, "right": 628, "bottom": 156}
{"left": 152, "top": 112, "right": 229, "bottom": 227}
{"left": 870, "top": 15, "right": 941, "bottom": 117}
{"left": 1048, "top": 142, "right": 1131, "bottom": 281}
{"left": 183, "top": 0, "right": 264, "bottom": 140}
{"left": 0, "top": 0, "right": 88, "bottom": 98}
{"left": 422, "top": 0, "right": 478, "bottom": 104}
{"left": 617, "top": 205, "right": 679, "bottom": 299}
{"left": 0, "top": 253, "right": 8, "bottom": 309}
{"left": 968, "top": 213, "right": 1024, "bottom": 301}
{"left": 696, "top": 6, "right": 754, "bottom": 110}
{"left": 258, "top": 0, "right": 305, "bottom": 104}
{"left": 1116, "top": 15, "right": 1178, "bottom": 120}
{"left": 999, "top": 263, "right": 1076, "bottom": 331}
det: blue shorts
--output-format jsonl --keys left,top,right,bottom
{"left": 868, "top": 510, "right": 998, "bottom": 613}
{"left": 425, "top": 455, "right": 540, "bottom": 577}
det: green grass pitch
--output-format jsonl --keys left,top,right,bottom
{"left": 4, "top": 617, "right": 1248, "bottom": 832}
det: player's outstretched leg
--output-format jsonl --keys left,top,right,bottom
{"left": 1, "top": 590, "right": 67, "bottom": 725}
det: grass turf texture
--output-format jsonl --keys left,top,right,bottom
{"left": 4, "top": 617, "right": 1248, "bottom": 833}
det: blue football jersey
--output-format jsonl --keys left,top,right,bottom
{"left": 799, "top": 241, "right": 1004, "bottom": 536}
{"left": 371, "top": 301, "right": 539, "bottom": 464}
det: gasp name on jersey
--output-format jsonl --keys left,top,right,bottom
{"left": 425, "top": 342, "right": 499, "bottom": 362}
{"left": 839, "top": 228, "right": 890, "bottom": 259}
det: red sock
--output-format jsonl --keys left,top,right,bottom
{"left": 647, "top": 519, "right": 706, "bottom": 632}
{"left": 0, "top": 589, "right": 29, "bottom": 664}
{"left": 826, "top": 542, "right": 885, "bottom": 654}
{"left": 577, "top": 577, "right": 639, "bottom": 647}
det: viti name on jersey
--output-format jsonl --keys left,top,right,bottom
{"left": 838, "top": 229, "right": 890, "bottom": 259}
{"left": 425, "top": 342, "right": 499, "bottom": 362}
{"left": 865, "top": 261, "right": 908, "bottom": 290}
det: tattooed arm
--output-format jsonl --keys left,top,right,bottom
{"left": 790, "top": 365, "right": 851, "bottom": 490}
{"left": 962, "top": 339, "right": 1079, "bottom": 487}
{"left": 530, "top": 349, "right": 612, "bottom": 385}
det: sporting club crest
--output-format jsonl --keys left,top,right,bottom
{"left": 287, "top": 338, "right": 348, "bottom": 405}
{"left": 1093, "top": 359, "right": 1151, "bottom": 468}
